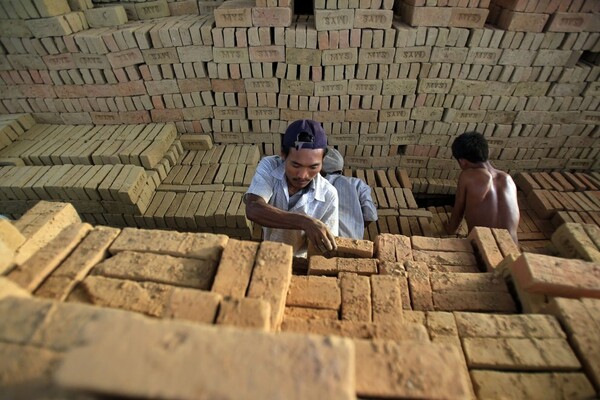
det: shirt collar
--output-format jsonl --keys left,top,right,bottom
{"left": 271, "top": 158, "right": 327, "bottom": 202}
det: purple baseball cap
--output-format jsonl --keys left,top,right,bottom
{"left": 282, "top": 119, "right": 327, "bottom": 151}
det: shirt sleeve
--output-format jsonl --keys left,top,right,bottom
{"left": 358, "top": 181, "right": 378, "bottom": 222}
{"left": 245, "top": 157, "right": 275, "bottom": 202}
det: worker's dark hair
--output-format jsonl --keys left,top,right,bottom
{"left": 451, "top": 132, "right": 489, "bottom": 163}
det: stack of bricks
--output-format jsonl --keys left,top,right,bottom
{"left": 0, "top": 121, "right": 179, "bottom": 225}
{"left": 2, "top": 201, "right": 600, "bottom": 398}
{"left": 1, "top": 201, "right": 293, "bottom": 332}
{"left": 0, "top": 113, "right": 35, "bottom": 154}
{"left": 140, "top": 144, "right": 259, "bottom": 238}
{"left": 91, "top": 0, "right": 172, "bottom": 20}
{"left": 396, "top": 0, "right": 489, "bottom": 29}
{"left": 488, "top": 0, "right": 600, "bottom": 33}
{"left": 515, "top": 171, "right": 600, "bottom": 228}
{"left": 551, "top": 222, "right": 600, "bottom": 263}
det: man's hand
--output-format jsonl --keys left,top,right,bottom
{"left": 303, "top": 218, "right": 337, "bottom": 254}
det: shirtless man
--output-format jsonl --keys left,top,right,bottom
{"left": 445, "top": 132, "right": 520, "bottom": 243}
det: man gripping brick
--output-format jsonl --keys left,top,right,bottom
{"left": 245, "top": 119, "right": 339, "bottom": 257}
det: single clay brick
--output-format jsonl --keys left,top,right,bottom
{"left": 371, "top": 275, "right": 403, "bottom": 323}
{"left": 426, "top": 311, "right": 458, "bottom": 340}
{"left": 454, "top": 312, "right": 566, "bottom": 339}
{"left": 14, "top": 201, "right": 81, "bottom": 264}
{"left": 109, "top": 227, "right": 228, "bottom": 261}
{"left": 246, "top": 241, "right": 293, "bottom": 330}
{"left": 545, "top": 297, "right": 600, "bottom": 391}
{"left": 0, "top": 341, "right": 61, "bottom": 392}
{"left": 375, "top": 233, "right": 396, "bottom": 261}
{"left": 92, "top": 251, "right": 217, "bottom": 290}
{"left": 8, "top": 223, "right": 92, "bottom": 292}
{"left": 0, "top": 219, "right": 25, "bottom": 251}
{"left": 212, "top": 239, "right": 259, "bottom": 298}
{"left": 72, "top": 275, "right": 173, "bottom": 317}
{"left": 405, "top": 260, "right": 434, "bottom": 311}
{"left": 0, "top": 240, "right": 15, "bottom": 275}
{"left": 0, "top": 277, "right": 30, "bottom": 300}
{"left": 308, "top": 255, "right": 337, "bottom": 275}
{"left": 551, "top": 222, "right": 600, "bottom": 263}
{"left": 35, "top": 226, "right": 121, "bottom": 301}
{"left": 430, "top": 272, "right": 509, "bottom": 293}
{"left": 468, "top": 227, "right": 504, "bottom": 271}
{"left": 433, "top": 292, "right": 517, "bottom": 313}
{"left": 216, "top": 297, "right": 270, "bottom": 331}
{"left": 411, "top": 236, "right": 473, "bottom": 252}
{"left": 55, "top": 311, "right": 355, "bottom": 400}
{"left": 412, "top": 250, "right": 478, "bottom": 266}
{"left": 281, "top": 317, "right": 429, "bottom": 342}
{"left": 354, "top": 340, "right": 472, "bottom": 399}
{"left": 463, "top": 337, "right": 581, "bottom": 371}
{"left": 491, "top": 228, "right": 521, "bottom": 258}
{"left": 286, "top": 276, "right": 341, "bottom": 310}
{"left": 340, "top": 272, "right": 371, "bottom": 322}
{"left": 471, "top": 371, "right": 595, "bottom": 400}
{"left": 163, "top": 287, "right": 221, "bottom": 324}
{"left": 333, "top": 236, "right": 374, "bottom": 258}
{"left": 0, "top": 296, "right": 53, "bottom": 345}
{"left": 285, "top": 307, "right": 338, "bottom": 320}
{"left": 337, "top": 258, "right": 378, "bottom": 275}
{"left": 509, "top": 253, "right": 600, "bottom": 299}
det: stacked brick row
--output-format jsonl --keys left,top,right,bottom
{"left": 515, "top": 171, "right": 600, "bottom": 226}
{"left": 0, "top": 1, "right": 598, "bottom": 183}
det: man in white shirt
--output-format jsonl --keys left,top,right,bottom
{"left": 322, "top": 148, "right": 378, "bottom": 240}
{"left": 244, "top": 119, "right": 339, "bottom": 257}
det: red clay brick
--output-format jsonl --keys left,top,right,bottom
{"left": 286, "top": 276, "right": 341, "bottom": 310}
{"left": 355, "top": 340, "right": 472, "bottom": 399}
{"left": 430, "top": 272, "right": 509, "bottom": 293}
{"left": 405, "top": 260, "right": 434, "bottom": 311}
{"left": 412, "top": 250, "right": 478, "bottom": 266}
{"left": 433, "top": 292, "right": 517, "bottom": 313}
{"left": 411, "top": 236, "right": 473, "bottom": 252}
{"left": 468, "top": 227, "right": 504, "bottom": 271}
{"left": 491, "top": 227, "right": 521, "bottom": 258}
{"left": 340, "top": 272, "right": 371, "bottom": 322}
{"left": 509, "top": 253, "right": 600, "bottom": 299}
{"left": 454, "top": 312, "right": 565, "bottom": 339}
{"left": 371, "top": 275, "right": 403, "bottom": 323}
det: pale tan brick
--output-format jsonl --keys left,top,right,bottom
{"left": 0, "top": 277, "right": 30, "bottom": 300}
{"left": 0, "top": 296, "right": 53, "bottom": 345}
{"left": 163, "top": 287, "right": 221, "bottom": 324}
{"left": 454, "top": 312, "right": 565, "bottom": 339}
{"left": 212, "top": 239, "right": 259, "bottom": 298}
{"left": 281, "top": 317, "right": 429, "bottom": 342}
{"left": 0, "top": 219, "right": 25, "bottom": 252}
{"left": 246, "top": 241, "right": 293, "bottom": 330}
{"left": 411, "top": 235, "right": 473, "bottom": 252}
{"left": 285, "top": 306, "right": 338, "bottom": 320}
{"left": 109, "top": 227, "right": 228, "bottom": 261}
{"left": 491, "top": 228, "right": 521, "bottom": 258}
{"left": 35, "top": 226, "right": 120, "bottom": 301}
{"left": 216, "top": 297, "right": 270, "bottom": 331}
{"left": 471, "top": 371, "right": 595, "bottom": 400}
{"left": 8, "top": 223, "right": 91, "bottom": 292}
{"left": 463, "top": 337, "right": 580, "bottom": 370}
{"left": 14, "top": 201, "right": 81, "bottom": 265}
{"left": 55, "top": 309, "right": 355, "bottom": 400}
{"left": 92, "top": 251, "right": 217, "bottom": 290}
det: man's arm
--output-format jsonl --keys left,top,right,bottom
{"left": 244, "top": 194, "right": 337, "bottom": 253}
{"left": 445, "top": 173, "right": 467, "bottom": 235}
{"left": 358, "top": 180, "right": 378, "bottom": 226}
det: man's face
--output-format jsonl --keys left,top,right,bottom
{"left": 281, "top": 147, "right": 325, "bottom": 195}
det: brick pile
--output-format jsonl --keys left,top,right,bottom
{"left": 2, "top": 201, "right": 600, "bottom": 398}
{"left": 0, "top": 1, "right": 598, "bottom": 182}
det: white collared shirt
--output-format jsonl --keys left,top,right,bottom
{"left": 246, "top": 155, "right": 339, "bottom": 257}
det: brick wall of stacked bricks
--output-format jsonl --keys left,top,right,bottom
{"left": 1, "top": 200, "right": 600, "bottom": 399}
{"left": 0, "top": 0, "right": 598, "bottom": 177}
